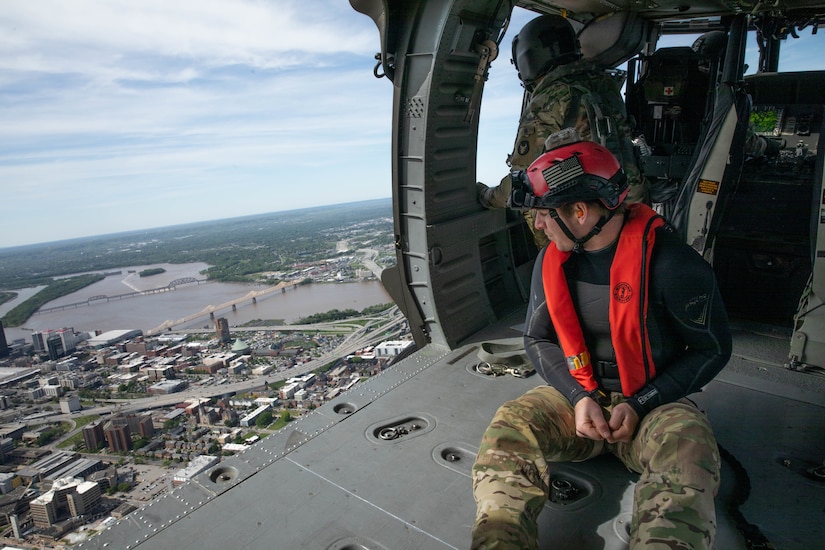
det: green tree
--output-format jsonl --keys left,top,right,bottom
{"left": 255, "top": 411, "right": 273, "bottom": 428}
{"left": 164, "top": 416, "right": 182, "bottom": 430}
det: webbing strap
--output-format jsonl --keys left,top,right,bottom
{"left": 475, "top": 338, "right": 534, "bottom": 377}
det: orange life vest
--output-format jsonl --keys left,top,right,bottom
{"left": 541, "top": 204, "right": 665, "bottom": 396}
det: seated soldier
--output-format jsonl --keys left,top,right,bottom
{"left": 472, "top": 139, "right": 731, "bottom": 549}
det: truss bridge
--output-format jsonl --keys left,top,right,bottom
{"left": 32, "top": 278, "right": 208, "bottom": 314}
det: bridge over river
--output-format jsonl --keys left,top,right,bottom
{"left": 145, "top": 279, "right": 304, "bottom": 335}
{"left": 32, "top": 278, "right": 208, "bottom": 314}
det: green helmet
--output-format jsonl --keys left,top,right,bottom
{"left": 512, "top": 15, "right": 582, "bottom": 91}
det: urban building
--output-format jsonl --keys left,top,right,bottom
{"left": 104, "top": 424, "right": 132, "bottom": 453}
{"left": 136, "top": 413, "right": 155, "bottom": 438}
{"left": 30, "top": 477, "right": 101, "bottom": 528}
{"left": 0, "top": 424, "right": 27, "bottom": 442}
{"left": 86, "top": 329, "right": 143, "bottom": 349}
{"left": 231, "top": 339, "right": 250, "bottom": 355}
{"left": 31, "top": 330, "right": 53, "bottom": 355}
{"left": 82, "top": 421, "right": 106, "bottom": 453}
{"left": 279, "top": 382, "right": 299, "bottom": 400}
{"left": 110, "top": 413, "right": 155, "bottom": 438}
{"left": 251, "top": 365, "right": 272, "bottom": 376}
{"left": 239, "top": 405, "right": 271, "bottom": 427}
{"left": 145, "top": 365, "right": 174, "bottom": 380}
{"left": 42, "top": 384, "right": 63, "bottom": 398}
{"left": 148, "top": 380, "right": 187, "bottom": 394}
{"left": 0, "top": 321, "right": 8, "bottom": 358}
{"left": 125, "top": 338, "right": 158, "bottom": 355}
{"left": 29, "top": 491, "right": 58, "bottom": 528}
{"left": 59, "top": 395, "right": 81, "bottom": 414}
{"left": 172, "top": 455, "right": 219, "bottom": 487}
{"left": 0, "top": 437, "right": 13, "bottom": 465}
{"left": 56, "top": 328, "right": 79, "bottom": 355}
{"left": 87, "top": 465, "right": 119, "bottom": 492}
{"left": 375, "top": 340, "right": 415, "bottom": 358}
{"left": 45, "top": 457, "right": 104, "bottom": 483}
{"left": 216, "top": 317, "right": 231, "bottom": 343}
{"left": 0, "top": 368, "right": 38, "bottom": 389}
{"left": 55, "top": 357, "right": 79, "bottom": 371}
{"left": 45, "top": 333, "right": 65, "bottom": 361}
{"left": 17, "top": 451, "right": 79, "bottom": 483}
{"left": 0, "top": 472, "right": 20, "bottom": 495}
{"left": 203, "top": 352, "right": 237, "bottom": 370}
{"left": 26, "top": 387, "right": 45, "bottom": 400}
{"left": 66, "top": 481, "right": 101, "bottom": 517}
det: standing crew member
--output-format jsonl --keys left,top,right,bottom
{"left": 478, "top": 14, "right": 644, "bottom": 248}
{"left": 471, "top": 138, "right": 731, "bottom": 549}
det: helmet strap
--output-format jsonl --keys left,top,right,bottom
{"left": 548, "top": 208, "right": 617, "bottom": 253}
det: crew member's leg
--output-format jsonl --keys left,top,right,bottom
{"left": 615, "top": 402, "right": 721, "bottom": 550}
{"left": 471, "top": 385, "right": 600, "bottom": 550}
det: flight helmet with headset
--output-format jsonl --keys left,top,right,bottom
{"left": 509, "top": 138, "right": 629, "bottom": 250}
{"left": 511, "top": 14, "right": 583, "bottom": 92}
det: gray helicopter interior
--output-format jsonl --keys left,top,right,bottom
{"left": 84, "top": 1, "right": 824, "bottom": 549}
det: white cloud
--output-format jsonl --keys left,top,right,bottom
{"left": 0, "top": 0, "right": 376, "bottom": 74}
{"left": 0, "top": 1, "right": 393, "bottom": 246}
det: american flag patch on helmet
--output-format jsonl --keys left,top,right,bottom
{"left": 542, "top": 154, "right": 584, "bottom": 193}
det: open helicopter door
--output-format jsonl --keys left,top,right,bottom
{"left": 352, "top": 0, "right": 519, "bottom": 349}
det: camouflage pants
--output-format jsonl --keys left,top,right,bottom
{"left": 471, "top": 385, "right": 720, "bottom": 549}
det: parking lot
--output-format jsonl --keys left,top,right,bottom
{"left": 126, "top": 463, "right": 173, "bottom": 502}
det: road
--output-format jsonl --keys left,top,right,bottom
{"left": 358, "top": 248, "right": 384, "bottom": 279}
{"left": 50, "top": 306, "right": 408, "bottom": 423}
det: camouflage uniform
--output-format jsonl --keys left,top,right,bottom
{"left": 478, "top": 60, "right": 645, "bottom": 248}
{"left": 471, "top": 386, "right": 721, "bottom": 550}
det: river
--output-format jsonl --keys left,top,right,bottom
{"left": 0, "top": 262, "right": 392, "bottom": 343}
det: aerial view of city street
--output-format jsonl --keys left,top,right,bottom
{"left": 0, "top": 200, "right": 411, "bottom": 548}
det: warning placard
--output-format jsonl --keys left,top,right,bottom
{"left": 697, "top": 179, "right": 720, "bottom": 195}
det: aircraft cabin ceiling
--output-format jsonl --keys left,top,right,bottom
{"left": 515, "top": 0, "right": 825, "bottom": 21}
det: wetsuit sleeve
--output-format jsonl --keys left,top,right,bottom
{"left": 625, "top": 234, "right": 733, "bottom": 417}
{"left": 524, "top": 249, "right": 591, "bottom": 406}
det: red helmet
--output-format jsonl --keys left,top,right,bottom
{"left": 523, "top": 141, "right": 628, "bottom": 210}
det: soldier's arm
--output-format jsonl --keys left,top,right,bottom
{"left": 523, "top": 250, "right": 590, "bottom": 406}
{"left": 625, "top": 234, "right": 732, "bottom": 417}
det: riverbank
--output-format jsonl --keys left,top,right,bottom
{"left": 1, "top": 274, "right": 106, "bottom": 327}
{"left": 2, "top": 272, "right": 391, "bottom": 345}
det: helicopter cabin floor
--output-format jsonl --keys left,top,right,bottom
{"left": 83, "top": 313, "right": 824, "bottom": 550}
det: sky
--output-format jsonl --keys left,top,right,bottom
{"left": 0, "top": 2, "right": 822, "bottom": 249}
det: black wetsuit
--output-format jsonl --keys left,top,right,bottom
{"left": 524, "top": 226, "right": 732, "bottom": 416}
